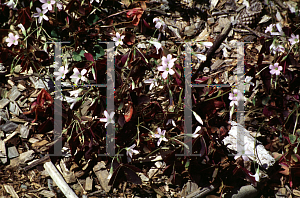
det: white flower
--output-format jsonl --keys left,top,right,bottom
{"left": 112, "top": 32, "right": 125, "bottom": 46}
{"left": 69, "top": 88, "right": 83, "bottom": 98}
{"left": 148, "top": 40, "right": 162, "bottom": 54}
{"left": 195, "top": 54, "right": 206, "bottom": 61}
{"left": 265, "top": 24, "right": 275, "bottom": 34}
{"left": 4, "top": 0, "right": 17, "bottom": 10}
{"left": 249, "top": 168, "right": 260, "bottom": 182}
{"left": 90, "top": 0, "right": 100, "bottom": 3}
{"left": 289, "top": 34, "right": 299, "bottom": 46}
{"left": 107, "top": 166, "right": 113, "bottom": 180}
{"left": 274, "top": 23, "right": 283, "bottom": 35}
{"left": 99, "top": 110, "right": 115, "bottom": 128}
{"left": 70, "top": 68, "right": 88, "bottom": 84}
{"left": 65, "top": 96, "right": 79, "bottom": 109}
{"left": 152, "top": 127, "right": 168, "bottom": 146}
{"left": 166, "top": 119, "right": 176, "bottom": 127}
{"left": 125, "top": 144, "right": 139, "bottom": 162}
{"left": 244, "top": 76, "right": 254, "bottom": 91}
{"left": 191, "top": 111, "right": 203, "bottom": 138}
{"left": 193, "top": 111, "right": 203, "bottom": 125}
{"left": 5, "top": 33, "right": 19, "bottom": 47}
{"left": 40, "top": 0, "right": 56, "bottom": 11}
{"left": 17, "top": 24, "right": 26, "bottom": 36}
{"left": 244, "top": 76, "right": 254, "bottom": 85}
{"left": 200, "top": 42, "right": 213, "bottom": 48}
{"left": 144, "top": 78, "right": 158, "bottom": 90}
{"left": 191, "top": 126, "right": 201, "bottom": 138}
{"left": 53, "top": 64, "right": 68, "bottom": 79}
{"left": 33, "top": 7, "right": 49, "bottom": 24}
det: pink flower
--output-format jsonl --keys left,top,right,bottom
{"left": 269, "top": 63, "right": 282, "bottom": 75}
{"left": 55, "top": 0, "right": 63, "bottom": 10}
{"left": 152, "top": 127, "right": 168, "bottom": 146}
{"left": 265, "top": 23, "right": 283, "bottom": 36}
{"left": 270, "top": 41, "right": 285, "bottom": 54}
{"left": 289, "top": 34, "right": 299, "bottom": 46}
{"left": 229, "top": 89, "right": 243, "bottom": 107}
{"left": 5, "top": 33, "right": 19, "bottom": 47}
{"left": 162, "top": 54, "right": 177, "bottom": 67}
{"left": 112, "top": 32, "right": 125, "bottom": 46}
{"left": 153, "top": 18, "right": 166, "bottom": 30}
{"left": 158, "top": 54, "right": 177, "bottom": 79}
{"left": 157, "top": 63, "right": 175, "bottom": 79}
{"left": 40, "top": 0, "right": 56, "bottom": 11}
{"left": 33, "top": 7, "right": 49, "bottom": 23}
{"left": 70, "top": 68, "right": 88, "bottom": 84}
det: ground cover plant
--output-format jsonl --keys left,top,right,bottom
{"left": 0, "top": 0, "right": 300, "bottom": 197}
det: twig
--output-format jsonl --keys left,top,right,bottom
{"left": 238, "top": 24, "right": 272, "bottom": 39}
{"left": 186, "top": 184, "right": 217, "bottom": 198}
{"left": 192, "top": 22, "right": 232, "bottom": 82}
{"left": 44, "top": 161, "right": 79, "bottom": 198}
{"left": 23, "top": 155, "right": 50, "bottom": 171}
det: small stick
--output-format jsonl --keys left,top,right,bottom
{"left": 238, "top": 24, "right": 272, "bottom": 39}
{"left": 192, "top": 22, "right": 232, "bottom": 82}
{"left": 23, "top": 155, "right": 50, "bottom": 171}
{"left": 44, "top": 161, "right": 79, "bottom": 198}
{"left": 186, "top": 184, "right": 217, "bottom": 198}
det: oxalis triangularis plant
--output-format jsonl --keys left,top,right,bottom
{"left": 1, "top": 0, "right": 300, "bottom": 193}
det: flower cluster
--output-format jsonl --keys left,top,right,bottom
{"left": 32, "top": 0, "right": 62, "bottom": 24}
{"left": 265, "top": 23, "right": 299, "bottom": 56}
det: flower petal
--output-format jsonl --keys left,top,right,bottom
{"left": 81, "top": 69, "right": 87, "bottom": 76}
{"left": 99, "top": 118, "right": 107, "bottom": 122}
{"left": 110, "top": 112, "right": 115, "bottom": 118}
{"left": 168, "top": 68, "right": 175, "bottom": 75}
{"left": 157, "top": 127, "right": 161, "bottom": 134}
{"left": 162, "top": 71, "right": 168, "bottom": 79}
{"left": 157, "top": 138, "right": 162, "bottom": 146}
{"left": 104, "top": 110, "right": 109, "bottom": 118}
{"left": 157, "top": 65, "right": 166, "bottom": 72}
